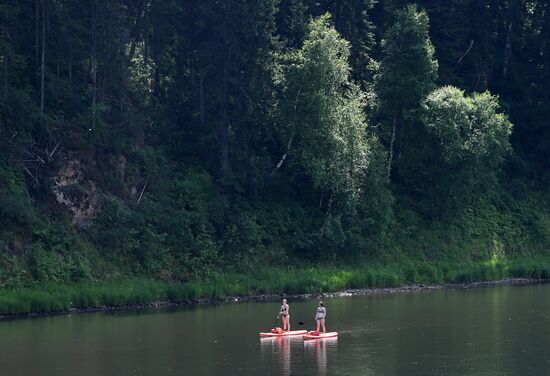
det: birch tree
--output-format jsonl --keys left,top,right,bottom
{"left": 276, "top": 14, "right": 379, "bottom": 206}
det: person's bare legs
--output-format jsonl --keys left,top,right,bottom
{"left": 321, "top": 318, "right": 326, "bottom": 333}
{"left": 283, "top": 316, "right": 289, "bottom": 331}
{"left": 316, "top": 319, "right": 320, "bottom": 332}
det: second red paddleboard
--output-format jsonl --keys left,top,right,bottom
{"left": 303, "top": 331, "right": 338, "bottom": 340}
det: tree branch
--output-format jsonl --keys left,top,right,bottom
{"left": 137, "top": 181, "right": 147, "bottom": 204}
{"left": 272, "top": 134, "right": 294, "bottom": 173}
{"left": 457, "top": 40, "right": 474, "bottom": 64}
{"left": 18, "top": 161, "right": 39, "bottom": 185}
{"left": 48, "top": 140, "right": 61, "bottom": 159}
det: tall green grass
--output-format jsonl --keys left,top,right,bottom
{"left": 1, "top": 256, "right": 550, "bottom": 316}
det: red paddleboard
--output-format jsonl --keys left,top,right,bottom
{"left": 303, "top": 331, "right": 338, "bottom": 340}
{"left": 259, "top": 330, "right": 307, "bottom": 337}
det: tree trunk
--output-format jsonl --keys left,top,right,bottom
{"left": 56, "top": 46, "right": 59, "bottom": 80}
{"left": 457, "top": 40, "right": 474, "bottom": 64}
{"left": 3, "top": 55, "right": 7, "bottom": 98}
{"left": 220, "top": 4, "right": 232, "bottom": 177}
{"left": 35, "top": 0, "right": 40, "bottom": 66}
{"left": 273, "top": 134, "right": 294, "bottom": 173}
{"left": 220, "top": 57, "right": 230, "bottom": 176}
{"left": 91, "top": 0, "right": 98, "bottom": 129}
{"left": 503, "top": 22, "right": 512, "bottom": 77}
{"left": 397, "top": 119, "right": 403, "bottom": 164}
{"left": 40, "top": 0, "right": 46, "bottom": 118}
{"left": 199, "top": 72, "right": 205, "bottom": 126}
{"left": 127, "top": 8, "right": 145, "bottom": 62}
{"left": 108, "top": 0, "right": 113, "bottom": 55}
{"left": 274, "top": 89, "right": 301, "bottom": 172}
{"left": 68, "top": 47, "right": 72, "bottom": 87}
{"left": 387, "top": 113, "right": 397, "bottom": 180}
{"left": 119, "top": 30, "right": 127, "bottom": 112}
{"left": 152, "top": 2, "right": 161, "bottom": 96}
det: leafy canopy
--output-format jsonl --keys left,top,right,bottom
{"left": 276, "top": 14, "right": 380, "bottom": 205}
{"left": 375, "top": 4, "right": 438, "bottom": 114}
{"left": 422, "top": 86, "right": 513, "bottom": 168}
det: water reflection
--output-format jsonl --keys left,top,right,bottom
{"left": 260, "top": 335, "right": 338, "bottom": 376}
{"left": 304, "top": 338, "right": 337, "bottom": 376}
{"left": 259, "top": 337, "right": 297, "bottom": 375}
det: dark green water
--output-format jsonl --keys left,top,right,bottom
{"left": 1, "top": 284, "right": 550, "bottom": 375}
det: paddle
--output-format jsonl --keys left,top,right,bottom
{"left": 272, "top": 317, "right": 280, "bottom": 329}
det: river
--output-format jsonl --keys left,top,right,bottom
{"left": 1, "top": 283, "right": 549, "bottom": 375}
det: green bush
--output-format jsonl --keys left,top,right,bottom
{"left": 31, "top": 243, "right": 71, "bottom": 283}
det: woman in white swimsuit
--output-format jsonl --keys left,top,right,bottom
{"left": 315, "top": 301, "right": 326, "bottom": 333}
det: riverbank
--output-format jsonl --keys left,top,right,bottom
{"left": 1, "top": 256, "right": 550, "bottom": 319}
{"left": 2, "top": 277, "right": 545, "bottom": 321}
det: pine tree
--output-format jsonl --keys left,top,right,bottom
{"left": 374, "top": 4, "right": 438, "bottom": 180}
{"left": 276, "top": 0, "right": 309, "bottom": 49}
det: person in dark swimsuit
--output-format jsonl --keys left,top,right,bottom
{"left": 278, "top": 299, "right": 290, "bottom": 331}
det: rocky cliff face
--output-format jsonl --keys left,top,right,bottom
{"left": 53, "top": 159, "right": 101, "bottom": 228}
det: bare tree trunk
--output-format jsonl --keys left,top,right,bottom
{"left": 152, "top": 3, "right": 161, "bottom": 97}
{"left": 273, "top": 90, "right": 301, "bottom": 173}
{"left": 220, "top": 3, "right": 232, "bottom": 177}
{"left": 273, "top": 134, "right": 293, "bottom": 173}
{"left": 68, "top": 47, "right": 72, "bottom": 87}
{"left": 108, "top": 0, "right": 113, "bottom": 55}
{"left": 40, "top": 0, "right": 46, "bottom": 118}
{"left": 457, "top": 40, "right": 474, "bottom": 64}
{"left": 387, "top": 113, "right": 397, "bottom": 180}
{"left": 503, "top": 22, "right": 512, "bottom": 77}
{"left": 119, "top": 30, "right": 126, "bottom": 112}
{"left": 56, "top": 45, "right": 60, "bottom": 80}
{"left": 199, "top": 72, "right": 205, "bottom": 126}
{"left": 127, "top": 2, "right": 146, "bottom": 62}
{"left": 137, "top": 182, "right": 147, "bottom": 204}
{"left": 221, "top": 58, "right": 230, "bottom": 176}
{"left": 3, "top": 55, "right": 7, "bottom": 98}
{"left": 91, "top": 0, "right": 98, "bottom": 129}
{"left": 35, "top": 0, "right": 40, "bottom": 66}
{"left": 397, "top": 120, "right": 403, "bottom": 164}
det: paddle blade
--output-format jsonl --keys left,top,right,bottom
{"left": 298, "top": 321, "right": 305, "bottom": 325}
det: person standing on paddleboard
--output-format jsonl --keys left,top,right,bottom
{"left": 278, "top": 299, "right": 290, "bottom": 332}
{"left": 315, "top": 301, "right": 327, "bottom": 333}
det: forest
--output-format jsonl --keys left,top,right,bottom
{"left": 0, "top": 0, "right": 548, "bottom": 308}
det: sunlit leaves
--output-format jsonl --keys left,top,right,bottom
{"left": 422, "top": 85, "right": 513, "bottom": 167}
{"left": 277, "top": 14, "right": 380, "bottom": 205}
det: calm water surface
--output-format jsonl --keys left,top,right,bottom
{"left": 1, "top": 284, "right": 550, "bottom": 375}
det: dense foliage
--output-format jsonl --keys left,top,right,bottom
{"left": 0, "top": 0, "right": 548, "bottom": 288}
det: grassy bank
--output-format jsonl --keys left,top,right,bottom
{"left": 1, "top": 256, "right": 550, "bottom": 316}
